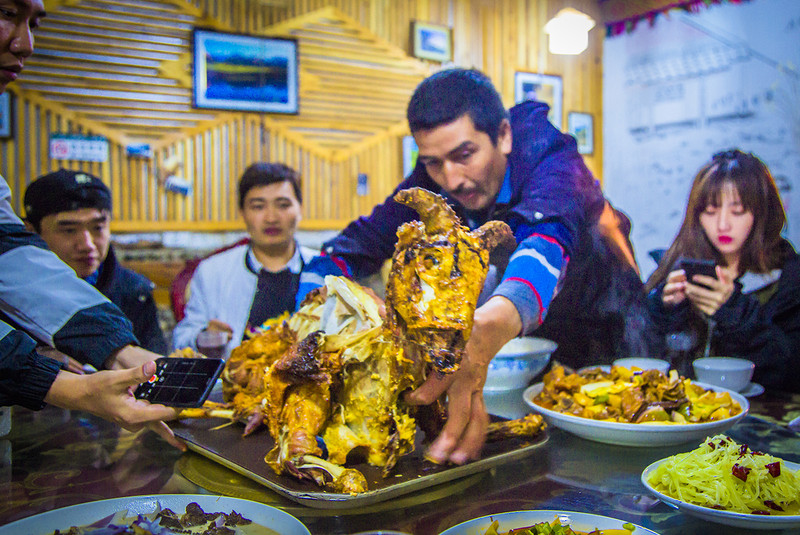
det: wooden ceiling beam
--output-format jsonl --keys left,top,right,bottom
{"left": 73, "top": 109, "right": 214, "bottom": 121}
{"left": 35, "top": 38, "right": 180, "bottom": 61}
{"left": 23, "top": 70, "right": 182, "bottom": 89}
{"left": 36, "top": 32, "right": 188, "bottom": 54}
{"left": 20, "top": 77, "right": 189, "bottom": 96}
{"left": 43, "top": 19, "right": 188, "bottom": 41}
{"left": 15, "top": 87, "right": 132, "bottom": 146}
{"left": 27, "top": 86, "right": 190, "bottom": 104}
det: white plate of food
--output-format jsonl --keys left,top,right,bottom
{"left": 523, "top": 381, "right": 748, "bottom": 447}
{"left": 641, "top": 436, "right": 800, "bottom": 530}
{"left": 0, "top": 494, "right": 311, "bottom": 535}
{"left": 438, "top": 510, "right": 659, "bottom": 535}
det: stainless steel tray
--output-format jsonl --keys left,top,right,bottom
{"left": 173, "top": 416, "right": 548, "bottom": 509}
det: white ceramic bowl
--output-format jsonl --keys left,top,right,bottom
{"left": 693, "top": 357, "right": 754, "bottom": 392}
{"left": 484, "top": 337, "right": 556, "bottom": 392}
{"left": 613, "top": 357, "right": 670, "bottom": 374}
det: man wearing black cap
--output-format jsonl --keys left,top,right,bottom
{"left": 24, "top": 170, "right": 167, "bottom": 354}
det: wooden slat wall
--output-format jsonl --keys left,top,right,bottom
{"left": 2, "top": 0, "right": 603, "bottom": 232}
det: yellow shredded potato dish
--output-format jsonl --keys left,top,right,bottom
{"left": 647, "top": 435, "right": 800, "bottom": 515}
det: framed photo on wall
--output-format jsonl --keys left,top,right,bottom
{"left": 514, "top": 72, "right": 563, "bottom": 130}
{"left": 411, "top": 21, "right": 452, "bottom": 62}
{"left": 567, "top": 112, "right": 594, "bottom": 155}
{"left": 402, "top": 135, "right": 419, "bottom": 177}
{"left": 0, "top": 92, "right": 12, "bottom": 138}
{"left": 193, "top": 28, "right": 298, "bottom": 114}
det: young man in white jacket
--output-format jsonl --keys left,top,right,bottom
{"left": 171, "top": 163, "right": 315, "bottom": 358}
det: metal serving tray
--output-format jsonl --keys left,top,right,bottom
{"left": 173, "top": 415, "right": 548, "bottom": 509}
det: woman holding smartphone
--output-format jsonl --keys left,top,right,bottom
{"left": 645, "top": 149, "right": 800, "bottom": 392}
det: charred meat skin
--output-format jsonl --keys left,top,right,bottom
{"left": 273, "top": 330, "right": 328, "bottom": 384}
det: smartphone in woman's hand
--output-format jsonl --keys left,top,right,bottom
{"left": 678, "top": 257, "right": 717, "bottom": 287}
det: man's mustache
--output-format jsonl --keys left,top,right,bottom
{"left": 450, "top": 185, "right": 477, "bottom": 197}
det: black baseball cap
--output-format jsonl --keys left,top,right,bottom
{"left": 24, "top": 169, "right": 112, "bottom": 227}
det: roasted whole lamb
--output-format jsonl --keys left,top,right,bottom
{"left": 180, "top": 188, "right": 543, "bottom": 494}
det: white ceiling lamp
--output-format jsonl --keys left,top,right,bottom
{"left": 544, "top": 7, "right": 596, "bottom": 55}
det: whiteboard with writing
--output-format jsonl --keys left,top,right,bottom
{"left": 603, "top": 0, "right": 800, "bottom": 278}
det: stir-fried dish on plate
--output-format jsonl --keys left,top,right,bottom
{"left": 482, "top": 518, "right": 638, "bottom": 534}
{"left": 532, "top": 364, "right": 742, "bottom": 424}
{"left": 48, "top": 502, "right": 271, "bottom": 535}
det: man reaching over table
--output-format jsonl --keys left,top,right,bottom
{"left": 297, "top": 68, "right": 650, "bottom": 465}
{"left": 0, "top": 0, "right": 182, "bottom": 449}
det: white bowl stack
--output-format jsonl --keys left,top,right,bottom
{"left": 484, "top": 337, "right": 556, "bottom": 419}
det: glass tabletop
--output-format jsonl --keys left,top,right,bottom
{"left": 1, "top": 390, "right": 798, "bottom": 535}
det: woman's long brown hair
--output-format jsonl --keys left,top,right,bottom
{"left": 645, "top": 149, "right": 786, "bottom": 292}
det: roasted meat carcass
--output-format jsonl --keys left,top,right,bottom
{"left": 263, "top": 330, "right": 351, "bottom": 490}
{"left": 198, "top": 275, "right": 415, "bottom": 493}
{"left": 177, "top": 189, "right": 548, "bottom": 495}
{"left": 261, "top": 275, "right": 430, "bottom": 493}
{"left": 322, "top": 328, "right": 421, "bottom": 474}
{"left": 275, "top": 325, "right": 423, "bottom": 493}
{"left": 386, "top": 187, "right": 515, "bottom": 374}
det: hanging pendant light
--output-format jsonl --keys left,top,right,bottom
{"left": 544, "top": 7, "right": 596, "bottom": 55}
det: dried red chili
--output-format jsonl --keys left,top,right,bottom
{"left": 732, "top": 463, "right": 751, "bottom": 482}
{"left": 766, "top": 461, "right": 781, "bottom": 477}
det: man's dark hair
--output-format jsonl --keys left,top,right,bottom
{"left": 238, "top": 162, "right": 302, "bottom": 209}
{"left": 406, "top": 68, "right": 509, "bottom": 144}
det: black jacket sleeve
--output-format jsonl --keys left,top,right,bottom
{"left": 131, "top": 291, "right": 168, "bottom": 355}
{"left": 712, "top": 261, "right": 800, "bottom": 392}
{"left": 53, "top": 302, "right": 139, "bottom": 370}
{"left": 0, "top": 321, "right": 63, "bottom": 409}
{"left": 646, "top": 284, "right": 692, "bottom": 336}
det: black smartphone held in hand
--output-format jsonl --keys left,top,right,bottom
{"left": 134, "top": 357, "right": 225, "bottom": 407}
{"left": 678, "top": 257, "right": 717, "bottom": 286}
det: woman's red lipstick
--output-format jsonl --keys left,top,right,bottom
{"left": 718, "top": 235, "right": 733, "bottom": 244}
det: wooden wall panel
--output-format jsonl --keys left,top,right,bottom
{"left": 1, "top": 0, "right": 603, "bottom": 232}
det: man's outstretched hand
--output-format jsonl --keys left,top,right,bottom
{"left": 405, "top": 296, "right": 522, "bottom": 464}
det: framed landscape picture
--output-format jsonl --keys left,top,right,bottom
{"left": 514, "top": 72, "right": 563, "bottom": 130}
{"left": 193, "top": 28, "right": 298, "bottom": 114}
{"left": 411, "top": 21, "right": 452, "bottom": 62}
{"left": 568, "top": 112, "right": 594, "bottom": 155}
